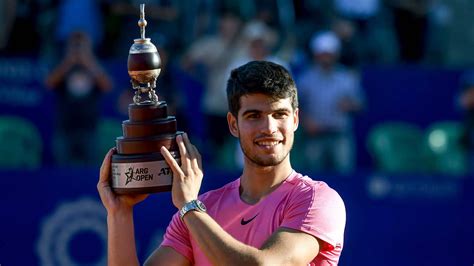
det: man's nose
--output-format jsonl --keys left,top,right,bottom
{"left": 260, "top": 116, "right": 278, "bottom": 134}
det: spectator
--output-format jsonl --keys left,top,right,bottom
{"left": 180, "top": 11, "right": 244, "bottom": 156}
{"left": 297, "top": 31, "right": 364, "bottom": 174}
{"left": 228, "top": 20, "right": 287, "bottom": 68}
{"left": 387, "top": 0, "right": 431, "bottom": 63}
{"left": 45, "top": 31, "right": 112, "bottom": 166}
{"left": 331, "top": 18, "right": 361, "bottom": 68}
{"left": 333, "top": 0, "right": 386, "bottom": 66}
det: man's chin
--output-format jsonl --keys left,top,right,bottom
{"left": 248, "top": 155, "right": 287, "bottom": 167}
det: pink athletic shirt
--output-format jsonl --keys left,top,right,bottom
{"left": 161, "top": 171, "right": 346, "bottom": 265}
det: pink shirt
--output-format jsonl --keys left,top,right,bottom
{"left": 161, "top": 171, "right": 346, "bottom": 265}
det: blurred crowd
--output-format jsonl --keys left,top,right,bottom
{"left": 1, "top": 0, "right": 474, "bottom": 173}
{"left": 2, "top": 0, "right": 474, "bottom": 65}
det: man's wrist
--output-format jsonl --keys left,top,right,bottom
{"left": 107, "top": 211, "right": 134, "bottom": 228}
{"left": 107, "top": 205, "right": 134, "bottom": 217}
{"left": 179, "top": 199, "right": 207, "bottom": 220}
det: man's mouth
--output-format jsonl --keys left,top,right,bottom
{"left": 255, "top": 140, "right": 282, "bottom": 148}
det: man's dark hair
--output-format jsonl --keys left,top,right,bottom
{"left": 226, "top": 61, "right": 298, "bottom": 117}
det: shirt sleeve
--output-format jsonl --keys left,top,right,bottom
{"left": 160, "top": 212, "right": 194, "bottom": 263}
{"left": 280, "top": 181, "right": 346, "bottom": 251}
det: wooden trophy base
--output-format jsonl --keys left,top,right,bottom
{"left": 111, "top": 102, "right": 182, "bottom": 194}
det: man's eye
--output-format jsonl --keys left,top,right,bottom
{"left": 274, "top": 112, "right": 288, "bottom": 119}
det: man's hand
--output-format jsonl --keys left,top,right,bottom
{"left": 97, "top": 148, "right": 148, "bottom": 215}
{"left": 160, "top": 133, "right": 203, "bottom": 209}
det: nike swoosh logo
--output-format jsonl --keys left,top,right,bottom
{"left": 240, "top": 213, "right": 259, "bottom": 225}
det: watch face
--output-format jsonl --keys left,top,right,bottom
{"left": 197, "top": 200, "right": 207, "bottom": 211}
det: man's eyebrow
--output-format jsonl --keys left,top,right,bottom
{"left": 241, "top": 109, "right": 261, "bottom": 116}
{"left": 273, "top": 108, "right": 292, "bottom": 113}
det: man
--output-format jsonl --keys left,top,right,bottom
{"left": 98, "top": 61, "right": 346, "bottom": 265}
{"left": 297, "top": 31, "right": 364, "bottom": 174}
{"left": 46, "top": 31, "right": 112, "bottom": 166}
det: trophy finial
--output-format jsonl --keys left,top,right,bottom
{"left": 127, "top": 3, "right": 162, "bottom": 105}
{"left": 138, "top": 4, "right": 147, "bottom": 39}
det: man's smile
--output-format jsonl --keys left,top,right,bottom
{"left": 254, "top": 136, "right": 283, "bottom": 147}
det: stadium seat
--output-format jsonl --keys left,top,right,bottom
{"left": 367, "top": 122, "right": 433, "bottom": 173}
{"left": 0, "top": 115, "right": 42, "bottom": 169}
{"left": 425, "top": 121, "right": 467, "bottom": 175}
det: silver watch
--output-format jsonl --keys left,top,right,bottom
{"left": 179, "top": 199, "right": 207, "bottom": 220}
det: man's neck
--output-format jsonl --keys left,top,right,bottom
{"left": 239, "top": 159, "right": 293, "bottom": 205}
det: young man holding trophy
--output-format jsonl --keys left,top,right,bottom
{"left": 98, "top": 60, "right": 346, "bottom": 265}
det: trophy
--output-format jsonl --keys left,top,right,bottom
{"left": 111, "top": 4, "right": 181, "bottom": 194}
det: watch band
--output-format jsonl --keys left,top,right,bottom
{"left": 179, "top": 199, "right": 207, "bottom": 220}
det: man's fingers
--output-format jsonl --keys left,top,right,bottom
{"left": 178, "top": 133, "right": 196, "bottom": 172}
{"left": 196, "top": 146, "right": 203, "bottom": 170}
{"left": 176, "top": 134, "right": 187, "bottom": 158}
{"left": 183, "top": 133, "right": 199, "bottom": 168}
{"left": 183, "top": 133, "right": 196, "bottom": 159}
{"left": 99, "top": 148, "right": 115, "bottom": 183}
{"left": 160, "top": 146, "right": 183, "bottom": 177}
{"left": 190, "top": 144, "right": 201, "bottom": 170}
{"left": 176, "top": 134, "right": 190, "bottom": 168}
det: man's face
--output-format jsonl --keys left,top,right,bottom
{"left": 227, "top": 93, "right": 299, "bottom": 167}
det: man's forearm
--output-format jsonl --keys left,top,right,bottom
{"left": 183, "top": 211, "right": 266, "bottom": 266}
{"left": 107, "top": 209, "right": 140, "bottom": 266}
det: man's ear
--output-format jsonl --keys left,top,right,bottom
{"left": 227, "top": 112, "right": 239, "bottom": 138}
{"left": 293, "top": 108, "right": 299, "bottom": 132}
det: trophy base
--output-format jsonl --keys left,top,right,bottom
{"left": 111, "top": 151, "right": 179, "bottom": 194}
